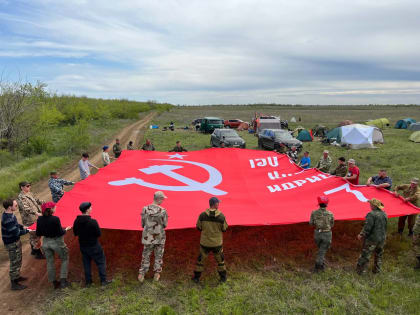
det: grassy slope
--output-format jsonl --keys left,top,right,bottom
{"left": 46, "top": 105, "right": 420, "bottom": 315}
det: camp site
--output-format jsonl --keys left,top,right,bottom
{"left": 1, "top": 1, "right": 420, "bottom": 314}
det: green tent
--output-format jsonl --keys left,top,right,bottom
{"left": 325, "top": 127, "right": 342, "bottom": 143}
{"left": 296, "top": 129, "right": 312, "bottom": 142}
{"left": 395, "top": 118, "right": 416, "bottom": 129}
{"left": 366, "top": 118, "right": 390, "bottom": 129}
{"left": 409, "top": 131, "right": 420, "bottom": 143}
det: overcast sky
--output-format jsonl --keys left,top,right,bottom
{"left": 1, "top": 0, "right": 420, "bottom": 105}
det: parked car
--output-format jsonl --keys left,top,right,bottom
{"left": 258, "top": 129, "right": 302, "bottom": 151}
{"left": 224, "top": 119, "right": 244, "bottom": 128}
{"left": 200, "top": 117, "right": 224, "bottom": 133}
{"left": 211, "top": 129, "right": 246, "bottom": 148}
{"left": 192, "top": 118, "right": 202, "bottom": 125}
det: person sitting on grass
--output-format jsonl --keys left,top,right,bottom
{"left": 36, "top": 202, "right": 72, "bottom": 289}
{"left": 367, "top": 170, "right": 392, "bottom": 190}
{"left": 141, "top": 139, "right": 156, "bottom": 151}
{"left": 330, "top": 157, "right": 347, "bottom": 177}
{"left": 299, "top": 151, "right": 311, "bottom": 169}
{"left": 169, "top": 141, "right": 188, "bottom": 152}
{"left": 286, "top": 146, "right": 298, "bottom": 163}
{"left": 1, "top": 199, "right": 29, "bottom": 291}
{"left": 315, "top": 150, "right": 332, "bottom": 173}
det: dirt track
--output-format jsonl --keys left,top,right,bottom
{"left": 0, "top": 112, "right": 155, "bottom": 314}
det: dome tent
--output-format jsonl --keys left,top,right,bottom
{"left": 325, "top": 124, "right": 384, "bottom": 149}
{"left": 366, "top": 118, "right": 390, "bottom": 129}
{"left": 409, "top": 131, "right": 420, "bottom": 143}
{"left": 296, "top": 129, "right": 313, "bottom": 142}
{"left": 408, "top": 123, "right": 420, "bottom": 131}
{"left": 395, "top": 118, "right": 416, "bottom": 129}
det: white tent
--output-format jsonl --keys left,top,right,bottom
{"left": 290, "top": 117, "right": 297, "bottom": 123}
{"left": 340, "top": 124, "right": 384, "bottom": 149}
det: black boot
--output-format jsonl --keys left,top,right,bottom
{"left": 414, "top": 257, "right": 420, "bottom": 270}
{"left": 192, "top": 271, "right": 201, "bottom": 283}
{"left": 16, "top": 276, "right": 28, "bottom": 282}
{"left": 60, "top": 278, "right": 71, "bottom": 289}
{"left": 408, "top": 230, "right": 414, "bottom": 237}
{"left": 218, "top": 271, "right": 227, "bottom": 283}
{"left": 11, "top": 280, "right": 27, "bottom": 291}
{"left": 34, "top": 249, "right": 45, "bottom": 260}
{"left": 53, "top": 280, "right": 60, "bottom": 289}
{"left": 314, "top": 263, "right": 323, "bottom": 273}
{"left": 30, "top": 245, "right": 36, "bottom": 255}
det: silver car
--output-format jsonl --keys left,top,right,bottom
{"left": 211, "top": 129, "right": 246, "bottom": 148}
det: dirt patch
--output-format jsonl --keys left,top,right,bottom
{"left": 0, "top": 112, "right": 156, "bottom": 314}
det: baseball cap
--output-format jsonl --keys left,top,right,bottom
{"left": 79, "top": 202, "right": 92, "bottom": 213}
{"left": 154, "top": 191, "right": 167, "bottom": 200}
{"left": 348, "top": 159, "right": 356, "bottom": 164}
{"left": 323, "top": 150, "right": 329, "bottom": 154}
{"left": 103, "top": 145, "right": 109, "bottom": 151}
{"left": 317, "top": 195, "right": 329, "bottom": 205}
{"left": 209, "top": 197, "right": 220, "bottom": 207}
{"left": 41, "top": 202, "right": 56, "bottom": 214}
{"left": 19, "top": 181, "right": 31, "bottom": 188}
{"left": 411, "top": 178, "right": 419, "bottom": 184}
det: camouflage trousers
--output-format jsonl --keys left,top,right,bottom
{"left": 42, "top": 236, "right": 69, "bottom": 282}
{"left": 5, "top": 240, "right": 22, "bottom": 281}
{"left": 314, "top": 231, "right": 332, "bottom": 266}
{"left": 27, "top": 230, "right": 42, "bottom": 250}
{"left": 139, "top": 244, "right": 165, "bottom": 275}
{"left": 195, "top": 245, "right": 226, "bottom": 273}
{"left": 413, "top": 235, "right": 420, "bottom": 257}
{"left": 357, "top": 240, "right": 385, "bottom": 273}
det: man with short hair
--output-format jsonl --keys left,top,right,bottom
{"left": 48, "top": 171, "right": 74, "bottom": 203}
{"left": 169, "top": 141, "right": 188, "bottom": 152}
{"left": 286, "top": 146, "right": 298, "bottom": 163}
{"left": 78, "top": 153, "right": 98, "bottom": 180}
{"left": 330, "top": 157, "right": 347, "bottom": 177}
{"left": 141, "top": 139, "right": 155, "bottom": 151}
{"left": 17, "top": 181, "right": 45, "bottom": 259}
{"left": 2, "top": 199, "right": 29, "bottom": 290}
{"left": 102, "top": 146, "right": 112, "bottom": 167}
{"left": 73, "top": 202, "right": 112, "bottom": 286}
{"left": 113, "top": 138, "right": 122, "bottom": 158}
{"left": 394, "top": 178, "right": 419, "bottom": 237}
{"left": 356, "top": 198, "right": 388, "bottom": 275}
{"left": 192, "top": 197, "right": 228, "bottom": 283}
{"left": 299, "top": 151, "right": 311, "bottom": 169}
{"left": 309, "top": 196, "right": 334, "bottom": 272}
{"left": 316, "top": 150, "right": 332, "bottom": 173}
{"left": 138, "top": 191, "right": 168, "bottom": 283}
{"left": 127, "top": 141, "right": 135, "bottom": 150}
{"left": 367, "top": 170, "right": 392, "bottom": 190}
{"left": 344, "top": 159, "right": 360, "bottom": 185}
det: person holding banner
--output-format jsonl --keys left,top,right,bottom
{"left": 309, "top": 196, "right": 334, "bottom": 272}
{"left": 394, "top": 178, "right": 419, "bottom": 237}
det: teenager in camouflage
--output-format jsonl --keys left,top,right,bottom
{"left": 192, "top": 197, "right": 228, "bottom": 283}
{"left": 138, "top": 191, "right": 168, "bottom": 283}
{"left": 356, "top": 198, "right": 388, "bottom": 275}
{"left": 309, "top": 195, "right": 334, "bottom": 272}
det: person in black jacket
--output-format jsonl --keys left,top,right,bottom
{"left": 36, "top": 202, "right": 71, "bottom": 289}
{"left": 73, "top": 202, "right": 112, "bottom": 286}
{"left": 1, "top": 199, "right": 29, "bottom": 290}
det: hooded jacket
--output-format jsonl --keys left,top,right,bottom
{"left": 141, "top": 204, "right": 168, "bottom": 245}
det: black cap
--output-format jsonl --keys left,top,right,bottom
{"left": 209, "top": 197, "right": 220, "bottom": 207}
{"left": 79, "top": 202, "right": 92, "bottom": 213}
{"left": 19, "top": 181, "right": 30, "bottom": 188}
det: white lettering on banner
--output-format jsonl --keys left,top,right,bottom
{"left": 267, "top": 175, "right": 329, "bottom": 193}
{"left": 324, "top": 183, "right": 369, "bottom": 202}
{"left": 268, "top": 170, "right": 305, "bottom": 181}
{"left": 109, "top": 159, "right": 227, "bottom": 196}
{"left": 249, "top": 157, "right": 279, "bottom": 169}
{"left": 293, "top": 180, "right": 306, "bottom": 187}
{"left": 267, "top": 157, "right": 279, "bottom": 167}
{"left": 256, "top": 158, "right": 267, "bottom": 167}
{"left": 282, "top": 182, "right": 296, "bottom": 190}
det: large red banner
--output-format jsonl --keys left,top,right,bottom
{"left": 45, "top": 149, "right": 419, "bottom": 230}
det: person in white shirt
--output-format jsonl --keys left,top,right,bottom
{"left": 102, "top": 146, "right": 113, "bottom": 167}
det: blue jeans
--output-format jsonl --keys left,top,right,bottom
{"left": 80, "top": 243, "right": 106, "bottom": 284}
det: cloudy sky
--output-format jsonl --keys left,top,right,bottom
{"left": 1, "top": 0, "right": 420, "bottom": 105}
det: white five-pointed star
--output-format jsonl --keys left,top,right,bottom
{"left": 167, "top": 153, "right": 187, "bottom": 159}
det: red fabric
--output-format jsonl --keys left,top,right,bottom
{"left": 32, "top": 149, "right": 419, "bottom": 231}
{"left": 347, "top": 166, "right": 360, "bottom": 185}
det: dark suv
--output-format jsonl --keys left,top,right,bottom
{"left": 211, "top": 129, "right": 246, "bottom": 148}
{"left": 258, "top": 129, "right": 302, "bottom": 151}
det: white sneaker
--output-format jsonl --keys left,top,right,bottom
{"left": 138, "top": 274, "right": 145, "bottom": 283}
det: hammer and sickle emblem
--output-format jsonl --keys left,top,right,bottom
{"left": 108, "top": 159, "right": 227, "bottom": 196}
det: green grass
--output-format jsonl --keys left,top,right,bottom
{"left": 42, "top": 105, "right": 420, "bottom": 314}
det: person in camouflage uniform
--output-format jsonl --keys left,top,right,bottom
{"left": 16, "top": 181, "right": 45, "bottom": 259}
{"left": 330, "top": 157, "right": 347, "bottom": 177}
{"left": 169, "top": 141, "right": 188, "bottom": 152}
{"left": 192, "top": 197, "right": 228, "bottom": 283}
{"left": 138, "top": 191, "right": 168, "bottom": 283}
{"left": 394, "top": 178, "right": 419, "bottom": 236}
{"left": 127, "top": 141, "right": 135, "bottom": 150}
{"left": 113, "top": 138, "right": 122, "bottom": 158}
{"left": 141, "top": 139, "right": 156, "bottom": 151}
{"left": 48, "top": 171, "right": 74, "bottom": 203}
{"left": 286, "top": 146, "right": 299, "bottom": 163}
{"left": 356, "top": 198, "right": 388, "bottom": 275}
{"left": 309, "top": 196, "right": 334, "bottom": 272}
{"left": 316, "top": 150, "right": 332, "bottom": 173}
{"left": 413, "top": 214, "right": 420, "bottom": 270}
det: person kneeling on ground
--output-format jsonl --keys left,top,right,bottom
{"left": 138, "top": 191, "right": 168, "bottom": 283}
{"left": 1, "top": 199, "right": 30, "bottom": 290}
{"left": 36, "top": 202, "right": 72, "bottom": 289}
{"left": 192, "top": 197, "right": 228, "bottom": 283}
{"left": 309, "top": 196, "right": 334, "bottom": 272}
{"left": 73, "top": 202, "right": 112, "bottom": 286}
{"left": 330, "top": 157, "right": 347, "bottom": 177}
{"left": 169, "top": 141, "right": 188, "bottom": 152}
{"left": 356, "top": 198, "right": 387, "bottom": 275}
